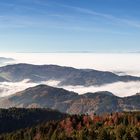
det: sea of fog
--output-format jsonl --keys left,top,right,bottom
{"left": 0, "top": 52, "right": 140, "bottom": 97}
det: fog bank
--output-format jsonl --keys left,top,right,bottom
{"left": 61, "top": 81, "right": 140, "bottom": 97}
{"left": 0, "top": 80, "right": 139, "bottom": 97}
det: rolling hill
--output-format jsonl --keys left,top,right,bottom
{"left": 0, "top": 85, "right": 140, "bottom": 114}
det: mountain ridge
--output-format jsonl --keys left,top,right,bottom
{"left": 0, "top": 84, "right": 140, "bottom": 114}
{"left": 0, "top": 63, "right": 140, "bottom": 86}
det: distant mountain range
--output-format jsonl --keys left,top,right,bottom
{"left": 0, "top": 57, "right": 14, "bottom": 63}
{"left": 0, "top": 63, "right": 140, "bottom": 86}
{"left": 0, "top": 85, "right": 140, "bottom": 114}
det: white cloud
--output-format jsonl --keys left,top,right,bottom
{"left": 0, "top": 80, "right": 139, "bottom": 97}
{"left": 58, "top": 4, "right": 140, "bottom": 29}
{"left": 41, "top": 80, "right": 61, "bottom": 87}
{"left": 60, "top": 81, "right": 140, "bottom": 97}
{"left": 0, "top": 79, "right": 37, "bottom": 97}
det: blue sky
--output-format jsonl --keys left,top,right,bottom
{"left": 0, "top": 0, "right": 140, "bottom": 52}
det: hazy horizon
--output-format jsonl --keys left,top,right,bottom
{"left": 0, "top": 52, "right": 140, "bottom": 75}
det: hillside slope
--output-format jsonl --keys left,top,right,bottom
{"left": 0, "top": 108, "right": 66, "bottom": 134}
{"left": 0, "top": 85, "right": 140, "bottom": 114}
{"left": 0, "top": 112, "right": 140, "bottom": 140}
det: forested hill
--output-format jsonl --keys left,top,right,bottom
{"left": 0, "top": 112, "right": 140, "bottom": 140}
{"left": 0, "top": 108, "right": 66, "bottom": 134}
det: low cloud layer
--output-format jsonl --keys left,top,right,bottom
{"left": 0, "top": 80, "right": 61, "bottom": 97}
{"left": 0, "top": 80, "right": 139, "bottom": 97}
{"left": 60, "top": 81, "right": 140, "bottom": 97}
{"left": 0, "top": 80, "right": 37, "bottom": 97}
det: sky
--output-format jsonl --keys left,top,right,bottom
{"left": 0, "top": 0, "right": 140, "bottom": 52}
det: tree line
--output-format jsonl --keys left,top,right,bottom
{"left": 0, "top": 111, "right": 140, "bottom": 140}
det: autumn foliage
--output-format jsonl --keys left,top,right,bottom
{"left": 1, "top": 112, "right": 140, "bottom": 140}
